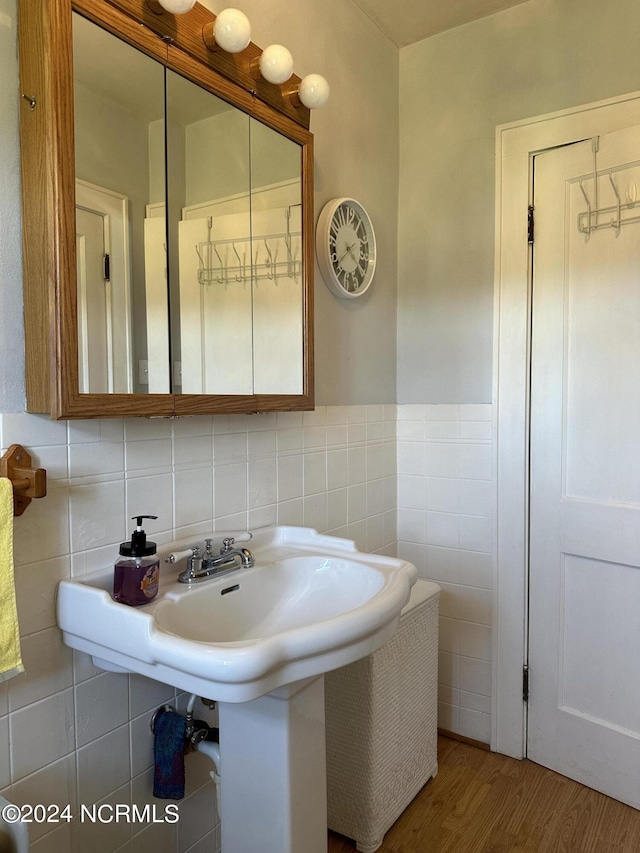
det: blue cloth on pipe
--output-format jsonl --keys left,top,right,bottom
{"left": 153, "top": 710, "right": 186, "bottom": 800}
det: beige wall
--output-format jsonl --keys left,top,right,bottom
{"left": 398, "top": 0, "right": 640, "bottom": 404}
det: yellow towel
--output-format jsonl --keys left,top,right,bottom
{"left": 0, "top": 478, "right": 23, "bottom": 681}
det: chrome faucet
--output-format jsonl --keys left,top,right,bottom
{"left": 175, "top": 537, "right": 254, "bottom": 584}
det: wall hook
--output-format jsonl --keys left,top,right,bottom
{"left": 22, "top": 94, "right": 36, "bottom": 111}
{"left": 0, "top": 444, "right": 47, "bottom": 516}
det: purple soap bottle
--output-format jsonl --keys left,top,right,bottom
{"left": 113, "top": 515, "right": 160, "bottom": 606}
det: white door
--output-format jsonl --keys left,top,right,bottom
{"left": 528, "top": 126, "right": 640, "bottom": 808}
{"left": 76, "top": 180, "right": 133, "bottom": 393}
{"left": 76, "top": 206, "right": 110, "bottom": 393}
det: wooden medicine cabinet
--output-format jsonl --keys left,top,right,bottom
{"left": 17, "top": 0, "right": 314, "bottom": 418}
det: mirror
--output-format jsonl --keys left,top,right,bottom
{"left": 73, "top": 12, "right": 305, "bottom": 399}
{"left": 16, "top": 0, "right": 314, "bottom": 418}
{"left": 73, "top": 14, "right": 168, "bottom": 394}
{"left": 166, "top": 71, "right": 303, "bottom": 395}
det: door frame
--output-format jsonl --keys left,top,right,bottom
{"left": 492, "top": 89, "right": 640, "bottom": 758}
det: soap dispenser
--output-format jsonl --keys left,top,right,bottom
{"left": 113, "top": 515, "right": 160, "bottom": 606}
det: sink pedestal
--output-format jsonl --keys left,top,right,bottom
{"left": 218, "top": 674, "right": 327, "bottom": 853}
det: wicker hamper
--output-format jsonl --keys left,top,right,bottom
{"left": 325, "top": 578, "right": 440, "bottom": 853}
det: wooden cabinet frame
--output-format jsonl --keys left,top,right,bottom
{"left": 17, "top": 0, "right": 314, "bottom": 418}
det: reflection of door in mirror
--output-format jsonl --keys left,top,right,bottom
{"left": 73, "top": 13, "right": 168, "bottom": 395}
{"left": 76, "top": 205, "right": 108, "bottom": 393}
{"left": 75, "top": 180, "right": 132, "bottom": 393}
{"left": 144, "top": 203, "right": 170, "bottom": 393}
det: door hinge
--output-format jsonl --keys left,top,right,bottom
{"left": 103, "top": 253, "right": 111, "bottom": 282}
{"left": 523, "top": 664, "right": 530, "bottom": 702}
{"left": 527, "top": 205, "right": 535, "bottom": 244}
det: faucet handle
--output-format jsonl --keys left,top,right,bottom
{"left": 221, "top": 537, "right": 235, "bottom": 553}
{"left": 218, "top": 531, "right": 251, "bottom": 542}
{"left": 204, "top": 538, "right": 214, "bottom": 556}
{"left": 165, "top": 546, "right": 197, "bottom": 564}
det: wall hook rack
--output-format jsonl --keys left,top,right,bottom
{"left": 0, "top": 444, "right": 47, "bottom": 516}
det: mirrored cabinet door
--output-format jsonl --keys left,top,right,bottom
{"left": 165, "top": 69, "right": 253, "bottom": 395}
{"left": 249, "top": 121, "right": 303, "bottom": 395}
{"left": 73, "top": 13, "right": 170, "bottom": 396}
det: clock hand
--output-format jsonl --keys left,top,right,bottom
{"left": 337, "top": 242, "right": 357, "bottom": 264}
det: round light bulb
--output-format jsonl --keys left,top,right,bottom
{"left": 298, "top": 74, "right": 330, "bottom": 109}
{"left": 157, "top": 0, "right": 196, "bottom": 13}
{"left": 213, "top": 8, "right": 251, "bottom": 53}
{"left": 259, "top": 44, "right": 294, "bottom": 85}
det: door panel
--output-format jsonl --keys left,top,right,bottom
{"left": 76, "top": 207, "right": 109, "bottom": 393}
{"left": 76, "top": 180, "right": 134, "bottom": 394}
{"left": 560, "top": 554, "right": 640, "bottom": 734}
{"left": 528, "top": 126, "right": 640, "bottom": 808}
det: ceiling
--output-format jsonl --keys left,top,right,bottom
{"left": 350, "top": 0, "right": 531, "bottom": 47}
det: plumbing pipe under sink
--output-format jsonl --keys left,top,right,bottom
{"left": 195, "top": 740, "right": 222, "bottom": 819}
{"left": 185, "top": 693, "right": 222, "bottom": 817}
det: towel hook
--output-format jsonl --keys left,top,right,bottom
{"left": 150, "top": 704, "right": 175, "bottom": 734}
{"left": 0, "top": 444, "right": 47, "bottom": 517}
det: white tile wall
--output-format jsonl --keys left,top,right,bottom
{"left": 0, "top": 402, "right": 493, "bottom": 851}
{"left": 0, "top": 404, "right": 397, "bottom": 853}
{"left": 397, "top": 404, "right": 493, "bottom": 745}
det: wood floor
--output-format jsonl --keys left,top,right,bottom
{"left": 327, "top": 735, "right": 640, "bottom": 852}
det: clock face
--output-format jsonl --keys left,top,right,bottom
{"left": 316, "top": 198, "right": 376, "bottom": 298}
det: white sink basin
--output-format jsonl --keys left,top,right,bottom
{"left": 58, "top": 526, "right": 417, "bottom": 702}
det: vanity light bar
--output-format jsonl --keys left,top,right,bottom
{"left": 148, "top": 0, "right": 329, "bottom": 110}
{"left": 203, "top": 7, "right": 251, "bottom": 54}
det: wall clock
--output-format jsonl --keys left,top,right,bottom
{"left": 316, "top": 198, "right": 377, "bottom": 298}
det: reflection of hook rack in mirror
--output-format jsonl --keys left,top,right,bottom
{"left": 196, "top": 230, "right": 301, "bottom": 285}
{"left": 192, "top": 203, "right": 302, "bottom": 285}
{"left": 263, "top": 239, "right": 275, "bottom": 279}
{"left": 232, "top": 243, "right": 245, "bottom": 281}
{"left": 608, "top": 171, "right": 621, "bottom": 234}
{"left": 214, "top": 245, "right": 226, "bottom": 283}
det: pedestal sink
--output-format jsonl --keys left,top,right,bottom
{"left": 57, "top": 526, "right": 417, "bottom": 853}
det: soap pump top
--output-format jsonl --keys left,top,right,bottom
{"left": 114, "top": 515, "right": 160, "bottom": 607}
{"left": 119, "top": 515, "right": 158, "bottom": 558}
